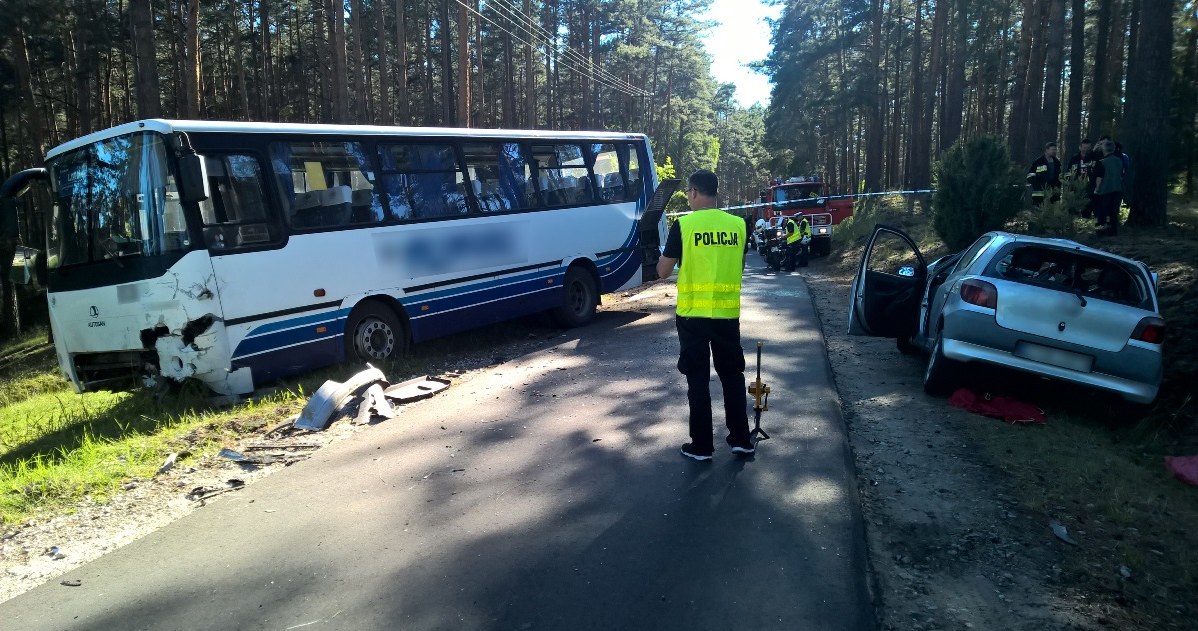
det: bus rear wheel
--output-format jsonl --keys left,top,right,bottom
{"left": 554, "top": 267, "right": 598, "bottom": 327}
{"left": 346, "top": 301, "right": 408, "bottom": 362}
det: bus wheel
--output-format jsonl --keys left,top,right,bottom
{"left": 346, "top": 302, "right": 408, "bottom": 362}
{"left": 554, "top": 267, "right": 598, "bottom": 327}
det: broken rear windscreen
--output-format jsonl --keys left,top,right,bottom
{"left": 991, "top": 245, "right": 1151, "bottom": 310}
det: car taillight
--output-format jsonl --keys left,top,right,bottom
{"left": 1131, "top": 317, "right": 1166, "bottom": 344}
{"left": 960, "top": 279, "right": 997, "bottom": 309}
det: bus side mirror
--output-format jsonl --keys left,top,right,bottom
{"left": 0, "top": 198, "right": 17, "bottom": 241}
{"left": 177, "top": 153, "right": 210, "bottom": 204}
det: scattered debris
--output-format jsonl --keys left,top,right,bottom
{"left": 1119, "top": 565, "right": 1133, "bottom": 579}
{"left": 1050, "top": 520, "right": 1079, "bottom": 546}
{"left": 242, "top": 442, "right": 320, "bottom": 451}
{"left": 354, "top": 383, "right": 396, "bottom": 425}
{"left": 295, "top": 367, "right": 388, "bottom": 430}
{"left": 948, "top": 388, "right": 1046, "bottom": 424}
{"left": 187, "top": 479, "right": 246, "bottom": 502}
{"left": 45, "top": 546, "right": 64, "bottom": 560}
{"left": 156, "top": 452, "right": 178, "bottom": 476}
{"left": 383, "top": 376, "right": 451, "bottom": 404}
{"left": 265, "top": 414, "right": 300, "bottom": 438}
{"left": 60, "top": 579, "right": 82, "bottom": 587}
{"left": 1164, "top": 455, "right": 1198, "bottom": 487}
{"left": 218, "top": 448, "right": 308, "bottom": 467}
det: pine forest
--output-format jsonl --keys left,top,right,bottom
{"left": 0, "top": 0, "right": 1195, "bottom": 221}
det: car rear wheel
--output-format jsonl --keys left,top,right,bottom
{"left": 896, "top": 336, "right": 921, "bottom": 355}
{"left": 923, "top": 331, "right": 959, "bottom": 396}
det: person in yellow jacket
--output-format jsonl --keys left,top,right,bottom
{"left": 783, "top": 215, "right": 811, "bottom": 271}
{"left": 656, "top": 170, "right": 753, "bottom": 461}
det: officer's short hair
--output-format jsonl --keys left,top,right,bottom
{"left": 689, "top": 170, "right": 718, "bottom": 197}
{"left": 1081, "top": 138, "right": 1092, "bottom": 145}
{"left": 1044, "top": 142, "right": 1057, "bottom": 150}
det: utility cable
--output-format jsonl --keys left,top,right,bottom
{"left": 485, "top": 0, "right": 648, "bottom": 96}
{"left": 449, "top": 0, "right": 648, "bottom": 98}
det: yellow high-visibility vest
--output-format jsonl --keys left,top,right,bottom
{"left": 676, "top": 209, "right": 745, "bottom": 319}
{"left": 786, "top": 217, "right": 811, "bottom": 245}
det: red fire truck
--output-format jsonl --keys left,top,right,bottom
{"left": 756, "top": 176, "right": 853, "bottom": 257}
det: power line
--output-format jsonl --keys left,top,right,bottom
{"left": 485, "top": 0, "right": 649, "bottom": 96}
{"left": 448, "top": 0, "right": 646, "bottom": 98}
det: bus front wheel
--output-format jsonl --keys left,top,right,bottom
{"left": 346, "top": 302, "right": 409, "bottom": 362}
{"left": 554, "top": 267, "right": 598, "bottom": 327}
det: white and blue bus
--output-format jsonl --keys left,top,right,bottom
{"left": 2, "top": 120, "right": 664, "bottom": 395}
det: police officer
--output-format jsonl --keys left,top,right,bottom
{"left": 783, "top": 215, "right": 811, "bottom": 271}
{"left": 656, "top": 170, "right": 753, "bottom": 461}
{"left": 1027, "top": 142, "right": 1062, "bottom": 206}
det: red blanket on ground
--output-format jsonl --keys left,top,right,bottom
{"left": 1165, "top": 455, "right": 1198, "bottom": 487}
{"left": 948, "top": 388, "right": 1047, "bottom": 424}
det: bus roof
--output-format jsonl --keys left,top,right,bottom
{"left": 45, "top": 119, "right": 650, "bottom": 160}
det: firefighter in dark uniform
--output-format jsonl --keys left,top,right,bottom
{"left": 1027, "top": 142, "right": 1062, "bottom": 206}
{"left": 1067, "top": 139, "right": 1097, "bottom": 218}
{"left": 783, "top": 215, "right": 812, "bottom": 271}
{"left": 656, "top": 170, "right": 753, "bottom": 461}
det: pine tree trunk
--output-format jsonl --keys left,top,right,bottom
{"left": 378, "top": 0, "right": 391, "bottom": 125}
{"left": 865, "top": 0, "right": 883, "bottom": 191}
{"left": 396, "top": 0, "right": 409, "bottom": 125}
{"left": 1021, "top": 0, "right": 1048, "bottom": 163}
{"left": 940, "top": 0, "right": 967, "bottom": 152}
{"left": 182, "top": 0, "right": 201, "bottom": 118}
{"left": 1090, "top": 0, "right": 1111, "bottom": 138}
{"left": 1008, "top": 0, "right": 1036, "bottom": 161}
{"left": 350, "top": 0, "right": 366, "bottom": 123}
{"left": 440, "top": 0, "right": 453, "bottom": 125}
{"left": 130, "top": 0, "right": 161, "bottom": 119}
{"left": 1124, "top": 0, "right": 1173, "bottom": 226}
{"left": 1040, "top": 0, "right": 1066, "bottom": 144}
{"left": 524, "top": 0, "right": 536, "bottom": 128}
{"left": 906, "top": 0, "right": 924, "bottom": 189}
{"left": 1064, "top": 0, "right": 1084, "bottom": 153}
{"left": 502, "top": 10, "right": 515, "bottom": 128}
{"left": 456, "top": 0, "right": 470, "bottom": 127}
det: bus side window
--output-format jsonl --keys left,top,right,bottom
{"left": 463, "top": 143, "right": 536, "bottom": 212}
{"left": 592, "top": 143, "right": 625, "bottom": 202}
{"left": 621, "top": 144, "right": 644, "bottom": 203}
{"left": 377, "top": 143, "right": 469, "bottom": 219}
{"left": 271, "top": 141, "right": 380, "bottom": 230}
{"left": 199, "top": 154, "right": 280, "bottom": 249}
{"left": 531, "top": 143, "right": 594, "bottom": 207}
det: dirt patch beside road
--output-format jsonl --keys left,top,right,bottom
{"left": 805, "top": 245, "right": 1197, "bottom": 629}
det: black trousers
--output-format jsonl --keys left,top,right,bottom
{"left": 676, "top": 315, "right": 750, "bottom": 451}
{"left": 1095, "top": 192, "right": 1121, "bottom": 235}
{"left": 784, "top": 241, "right": 808, "bottom": 269}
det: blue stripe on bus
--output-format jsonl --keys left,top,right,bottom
{"left": 230, "top": 207, "right": 646, "bottom": 365}
{"left": 242, "top": 308, "right": 350, "bottom": 338}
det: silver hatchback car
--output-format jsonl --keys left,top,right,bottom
{"left": 848, "top": 226, "right": 1164, "bottom": 404}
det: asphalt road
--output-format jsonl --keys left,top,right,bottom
{"left": 0, "top": 257, "right": 873, "bottom": 631}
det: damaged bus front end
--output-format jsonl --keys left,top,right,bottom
{"left": 41, "top": 122, "right": 251, "bottom": 395}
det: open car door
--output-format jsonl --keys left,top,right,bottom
{"left": 848, "top": 225, "right": 927, "bottom": 338}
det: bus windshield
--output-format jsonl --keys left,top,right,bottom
{"left": 46, "top": 131, "right": 189, "bottom": 268}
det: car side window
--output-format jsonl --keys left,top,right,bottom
{"left": 866, "top": 231, "right": 923, "bottom": 278}
{"left": 952, "top": 236, "right": 993, "bottom": 274}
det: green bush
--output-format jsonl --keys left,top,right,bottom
{"left": 663, "top": 190, "right": 689, "bottom": 228}
{"left": 931, "top": 135, "right": 1026, "bottom": 250}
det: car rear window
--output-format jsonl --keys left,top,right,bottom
{"left": 991, "top": 245, "right": 1151, "bottom": 309}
